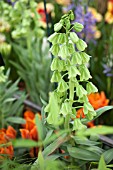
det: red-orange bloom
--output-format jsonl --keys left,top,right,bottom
{"left": 76, "top": 108, "right": 85, "bottom": 118}
{"left": 0, "top": 126, "right": 16, "bottom": 159}
{"left": 76, "top": 92, "right": 109, "bottom": 127}
{"left": 20, "top": 110, "right": 40, "bottom": 157}
{"left": 88, "top": 91, "right": 109, "bottom": 110}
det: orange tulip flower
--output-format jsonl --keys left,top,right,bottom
{"left": 20, "top": 110, "right": 41, "bottom": 157}
{"left": 76, "top": 91, "right": 109, "bottom": 127}
{"left": 0, "top": 126, "right": 16, "bottom": 159}
{"left": 88, "top": 91, "right": 109, "bottom": 110}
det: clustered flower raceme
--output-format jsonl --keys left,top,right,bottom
{"left": 45, "top": 10, "right": 98, "bottom": 131}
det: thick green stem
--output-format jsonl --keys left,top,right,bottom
{"left": 64, "top": 114, "right": 70, "bottom": 129}
{"left": 69, "top": 79, "right": 74, "bottom": 102}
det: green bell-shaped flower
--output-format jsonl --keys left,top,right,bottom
{"left": 58, "top": 33, "right": 67, "bottom": 44}
{"left": 76, "top": 85, "right": 87, "bottom": 98}
{"left": 59, "top": 44, "right": 70, "bottom": 59}
{"left": 48, "top": 32, "right": 59, "bottom": 44}
{"left": 70, "top": 32, "right": 79, "bottom": 43}
{"left": 83, "top": 102, "right": 95, "bottom": 115}
{"left": 60, "top": 101, "right": 72, "bottom": 116}
{"left": 86, "top": 82, "right": 98, "bottom": 94}
{"left": 80, "top": 52, "right": 91, "bottom": 64}
{"left": 73, "top": 118, "right": 87, "bottom": 131}
{"left": 49, "top": 44, "right": 60, "bottom": 56}
{"left": 51, "top": 57, "right": 64, "bottom": 72}
{"left": 86, "top": 111, "right": 96, "bottom": 120}
{"left": 68, "top": 66, "right": 80, "bottom": 78}
{"left": 71, "top": 52, "right": 82, "bottom": 65}
{"left": 76, "top": 39, "right": 87, "bottom": 51}
{"left": 51, "top": 71, "right": 62, "bottom": 82}
{"left": 68, "top": 43, "right": 75, "bottom": 54}
{"left": 57, "top": 79, "right": 68, "bottom": 92}
{"left": 73, "top": 22, "right": 84, "bottom": 32}
{"left": 79, "top": 65, "right": 92, "bottom": 81}
{"left": 54, "top": 22, "right": 63, "bottom": 32}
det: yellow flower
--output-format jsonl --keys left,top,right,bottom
{"left": 88, "top": 7, "right": 103, "bottom": 22}
{"left": 105, "top": 0, "right": 113, "bottom": 24}
{"left": 55, "top": 0, "right": 71, "bottom": 6}
{"left": 92, "top": 26, "right": 101, "bottom": 39}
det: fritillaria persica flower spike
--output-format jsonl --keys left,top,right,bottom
{"left": 45, "top": 10, "right": 98, "bottom": 131}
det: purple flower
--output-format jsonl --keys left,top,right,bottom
{"left": 103, "top": 64, "right": 113, "bottom": 77}
{"left": 63, "top": 3, "right": 97, "bottom": 43}
{"left": 7, "top": 0, "right": 17, "bottom": 6}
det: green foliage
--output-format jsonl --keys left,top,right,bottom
{"left": 0, "top": 158, "right": 31, "bottom": 170}
{"left": 11, "top": 38, "right": 52, "bottom": 106}
{"left": 0, "top": 68, "right": 26, "bottom": 128}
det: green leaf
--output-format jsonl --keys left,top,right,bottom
{"left": 43, "top": 133, "right": 68, "bottom": 158}
{"left": 82, "top": 106, "right": 113, "bottom": 124}
{"left": 72, "top": 136, "right": 100, "bottom": 146}
{"left": 13, "top": 139, "right": 41, "bottom": 148}
{"left": 98, "top": 155, "right": 107, "bottom": 170}
{"left": 6, "top": 117, "right": 26, "bottom": 124}
{"left": 76, "top": 126, "right": 113, "bottom": 136}
{"left": 38, "top": 150, "right": 45, "bottom": 170}
{"left": 35, "top": 114, "right": 44, "bottom": 141}
{"left": 103, "top": 149, "right": 113, "bottom": 164}
{"left": 67, "top": 146, "right": 100, "bottom": 161}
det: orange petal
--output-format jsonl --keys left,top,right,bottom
{"left": 6, "top": 126, "right": 17, "bottom": 139}
{"left": 25, "top": 120, "right": 35, "bottom": 131}
{"left": 20, "top": 129, "right": 30, "bottom": 139}
{"left": 76, "top": 108, "right": 85, "bottom": 118}
{"left": 24, "top": 110, "right": 35, "bottom": 120}
{"left": 30, "top": 126, "right": 38, "bottom": 141}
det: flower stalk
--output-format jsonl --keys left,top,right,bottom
{"left": 45, "top": 10, "right": 98, "bottom": 131}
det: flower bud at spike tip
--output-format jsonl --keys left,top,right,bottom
{"left": 54, "top": 22, "right": 63, "bottom": 32}
{"left": 73, "top": 22, "right": 84, "bottom": 32}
